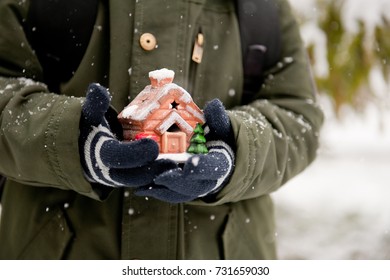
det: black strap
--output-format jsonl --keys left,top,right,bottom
{"left": 236, "top": 0, "right": 281, "bottom": 103}
{"left": 0, "top": 175, "right": 5, "bottom": 201}
{"left": 25, "top": 0, "right": 98, "bottom": 92}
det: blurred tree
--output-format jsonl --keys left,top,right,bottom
{"left": 374, "top": 17, "right": 390, "bottom": 82}
{"left": 292, "top": 0, "right": 390, "bottom": 116}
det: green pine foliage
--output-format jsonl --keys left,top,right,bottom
{"left": 316, "top": 0, "right": 370, "bottom": 113}
{"left": 187, "top": 123, "right": 208, "bottom": 154}
{"left": 298, "top": 0, "right": 390, "bottom": 116}
{"left": 374, "top": 17, "right": 390, "bottom": 81}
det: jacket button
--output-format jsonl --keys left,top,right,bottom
{"left": 140, "top": 33, "right": 157, "bottom": 51}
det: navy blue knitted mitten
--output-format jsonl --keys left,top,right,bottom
{"left": 79, "top": 83, "right": 177, "bottom": 187}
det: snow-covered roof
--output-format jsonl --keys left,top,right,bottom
{"left": 120, "top": 83, "right": 194, "bottom": 121}
{"left": 156, "top": 111, "right": 194, "bottom": 135}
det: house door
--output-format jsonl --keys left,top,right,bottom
{"left": 161, "top": 132, "right": 187, "bottom": 153}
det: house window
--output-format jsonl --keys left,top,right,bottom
{"left": 170, "top": 101, "right": 179, "bottom": 109}
{"left": 167, "top": 123, "right": 181, "bottom": 132}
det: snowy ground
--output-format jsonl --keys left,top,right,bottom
{"left": 273, "top": 0, "right": 390, "bottom": 260}
{"left": 273, "top": 98, "right": 390, "bottom": 259}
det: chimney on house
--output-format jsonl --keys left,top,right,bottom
{"left": 149, "top": 68, "right": 175, "bottom": 88}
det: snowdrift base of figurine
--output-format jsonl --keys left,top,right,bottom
{"left": 157, "top": 152, "right": 192, "bottom": 163}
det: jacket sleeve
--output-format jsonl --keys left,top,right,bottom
{"left": 0, "top": 0, "right": 101, "bottom": 200}
{"left": 207, "top": 0, "right": 324, "bottom": 205}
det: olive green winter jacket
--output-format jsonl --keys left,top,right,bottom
{"left": 0, "top": 0, "right": 323, "bottom": 259}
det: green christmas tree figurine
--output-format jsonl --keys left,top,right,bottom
{"left": 187, "top": 123, "right": 208, "bottom": 154}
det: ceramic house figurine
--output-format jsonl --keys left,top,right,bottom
{"left": 118, "top": 69, "right": 205, "bottom": 159}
